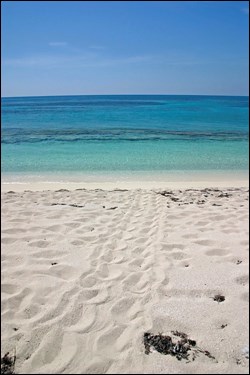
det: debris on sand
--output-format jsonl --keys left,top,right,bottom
{"left": 157, "top": 191, "right": 173, "bottom": 196}
{"left": 218, "top": 193, "right": 231, "bottom": 198}
{"left": 143, "top": 331, "right": 216, "bottom": 362}
{"left": 170, "top": 197, "right": 179, "bottom": 202}
{"left": 51, "top": 203, "right": 66, "bottom": 206}
{"left": 68, "top": 204, "right": 85, "bottom": 208}
{"left": 213, "top": 294, "right": 225, "bottom": 303}
{"left": 51, "top": 203, "right": 84, "bottom": 208}
{"left": 171, "top": 331, "right": 196, "bottom": 346}
{"left": 1, "top": 352, "right": 16, "bottom": 374}
{"left": 203, "top": 350, "right": 216, "bottom": 360}
{"left": 144, "top": 332, "right": 190, "bottom": 360}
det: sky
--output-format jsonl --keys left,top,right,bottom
{"left": 1, "top": 1, "right": 249, "bottom": 97}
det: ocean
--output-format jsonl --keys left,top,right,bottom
{"left": 1, "top": 95, "right": 249, "bottom": 182}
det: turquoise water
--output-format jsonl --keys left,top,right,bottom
{"left": 1, "top": 95, "right": 249, "bottom": 179}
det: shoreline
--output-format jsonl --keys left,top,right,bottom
{"left": 1, "top": 170, "right": 249, "bottom": 192}
{"left": 1, "top": 179, "right": 249, "bottom": 192}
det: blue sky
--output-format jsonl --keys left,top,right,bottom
{"left": 2, "top": 1, "right": 249, "bottom": 97}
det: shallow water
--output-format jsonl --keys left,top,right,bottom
{"left": 1, "top": 95, "right": 249, "bottom": 178}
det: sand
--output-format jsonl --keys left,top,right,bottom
{"left": 1, "top": 186, "right": 249, "bottom": 374}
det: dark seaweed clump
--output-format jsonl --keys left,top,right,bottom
{"left": 213, "top": 294, "right": 225, "bottom": 303}
{"left": 144, "top": 331, "right": 216, "bottom": 362}
{"left": 144, "top": 331, "right": 195, "bottom": 361}
{"left": 1, "top": 352, "right": 15, "bottom": 374}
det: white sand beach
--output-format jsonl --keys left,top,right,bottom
{"left": 1, "top": 185, "right": 249, "bottom": 374}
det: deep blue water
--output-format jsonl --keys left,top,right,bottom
{"left": 1, "top": 95, "right": 249, "bottom": 178}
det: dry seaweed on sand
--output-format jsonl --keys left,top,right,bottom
{"left": 218, "top": 193, "right": 231, "bottom": 198}
{"left": 171, "top": 331, "right": 197, "bottom": 346}
{"left": 170, "top": 197, "right": 180, "bottom": 202}
{"left": 143, "top": 332, "right": 195, "bottom": 361}
{"left": 1, "top": 352, "right": 16, "bottom": 374}
{"left": 155, "top": 190, "right": 173, "bottom": 196}
{"left": 143, "top": 331, "right": 216, "bottom": 362}
{"left": 213, "top": 294, "right": 225, "bottom": 303}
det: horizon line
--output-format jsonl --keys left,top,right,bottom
{"left": 2, "top": 93, "right": 249, "bottom": 99}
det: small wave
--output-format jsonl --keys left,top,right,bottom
{"left": 2, "top": 131, "right": 248, "bottom": 144}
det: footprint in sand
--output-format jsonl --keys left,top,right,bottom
{"left": 84, "top": 358, "right": 111, "bottom": 374}
{"left": 205, "top": 249, "right": 230, "bottom": 257}
{"left": 170, "top": 251, "right": 189, "bottom": 260}
{"left": 28, "top": 240, "right": 50, "bottom": 248}
{"left": 79, "top": 288, "right": 109, "bottom": 305}
{"left": 111, "top": 296, "right": 136, "bottom": 318}
{"left": 2, "top": 283, "right": 18, "bottom": 295}
{"left": 2, "top": 228, "right": 26, "bottom": 234}
{"left": 1, "top": 237, "right": 18, "bottom": 244}
{"left": 128, "top": 257, "right": 144, "bottom": 268}
{"left": 95, "top": 325, "right": 126, "bottom": 353}
{"left": 80, "top": 274, "right": 97, "bottom": 288}
{"left": 194, "top": 239, "right": 215, "bottom": 246}
{"left": 122, "top": 271, "right": 150, "bottom": 293}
